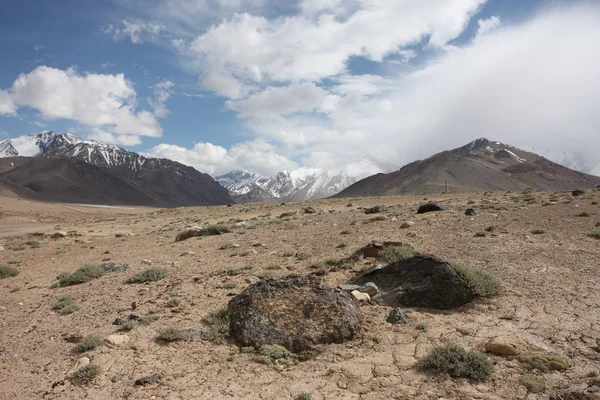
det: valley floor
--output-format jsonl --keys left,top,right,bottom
{"left": 0, "top": 190, "right": 599, "bottom": 399}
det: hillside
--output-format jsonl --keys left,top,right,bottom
{"left": 335, "top": 138, "right": 600, "bottom": 197}
{"left": 0, "top": 133, "right": 232, "bottom": 207}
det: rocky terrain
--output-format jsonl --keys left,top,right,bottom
{"left": 335, "top": 138, "right": 600, "bottom": 198}
{"left": 1, "top": 188, "right": 600, "bottom": 399}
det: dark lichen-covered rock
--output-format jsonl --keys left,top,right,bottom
{"left": 417, "top": 203, "right": 444, "bottom": 214}
{"left": 227, "top": 275, "right": 360, "bottom": 352}
{"left": 364, "top": 205, "right": 385, "bottom": 214}
{"left": 351, "top": 255, "right": 474, "bottom": 309}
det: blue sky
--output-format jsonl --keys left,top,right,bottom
{"left": 1, "top": 0, "right": 600, "bottom": 176}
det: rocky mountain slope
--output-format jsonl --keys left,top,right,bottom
{"left": 0, "top": 132, "right": 232, "bottom": 207}
{"left": 334, "top": 138, "right": 600, "bottom": 197}
{"left": 217, "top": 157, "right": 392, "bottom": 202}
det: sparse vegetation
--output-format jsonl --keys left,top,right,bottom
{"left": 10, "top": 286, "right": 21, "bottom": 292}
{"left": 0, "top": 265, "right": 19, "bottom": 279}
{"left": 156, "top": 327, "right": 202, "bottom": 343}
{"left": 24, "top": 240, "right": 41, "bottom": 248}
{"left": 200, "top": 308, "right": 230, "bottom": 344}
{"left": 336, "top": 242, "right": 348, "bottom": 248}
{"left": 52, "top": 296, "right": 80, "bottom": 315}
{"left": 266, "top": 264, "right": 282, "bottom": 270}
{"left": 257, "top": 271, "right": 277, "bottom": 279}
{"left": 297, "top": 393, "right": 312, "bottom": 400}
{"left": 219, "top": 243, "right": 237, "bottom": 250}
{"left": 55, "top": 264, "right": 105, "bottom": 286}
{"left": 588, "top": 229, "right": 600, "bottom": 239}
{"left": 519, "top": 374, "right": 545, "bottom": 393}
{"left": 216, "top": 282, "right": 237, "bottom": 289}
{"left": 340, "top": 230, "right": 352, "bottom": 235}
{"left": 254, "top": 344, "right": 290, "bottom": 365}
{"left": 531, "top": 228, "right": 545, "bottom": 235}
{"left": 166, "top": 298, "right": 181, "bottom": 307}
{"left": 126, "top": 267, "right": 168, "bottom": 283}
{"left": 517, "top": 353, "right": 569, "bottom": 372}
{"left": 419, "top": 343, "right": 493, "bottom": 381}
{"left": 576, "top": 212, "right": 589, "bottom": 217}
{"left": 474, "top": 232, "right": 486, "bottom": 237}
{"left": 72, "top": 364, "right": 100, "bottom": 381}
{"left": 118, "top": 320, "right": 138, "bottom": 331}
{"left": 453, "top": 264, "right": 502, "bottom": 297}
{"left": 379, "top": 245, "right": 415, "bottom": 263}
{"left": 295, "top": 252, "right": 312, "bottom": 261}
{"left": 75, "top": 334, "right": 102, "bottom": 353}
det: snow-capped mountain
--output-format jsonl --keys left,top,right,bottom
{"left": 216, "top": 157, "right": 393, "bottom": 202}
{"left": 0, "top": 140, "right": 18, "bottom": 157}
{"left": 0, "top": 132, "right": 232, "bottom": 207}
{"left": 217, "top": 168, "right": 356, "bottom": 202}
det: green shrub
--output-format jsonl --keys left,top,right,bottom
{"left": 519, "top": 374, "right": 545, "bottom": 393}
{"left": 219, "top": 243, "right": 237, "bottom": 250}
{"left": 200, "top": 309, "right": 230, "bottom": 344}
{"left": 199, "top": 226, "right": 231, "bottom": 236}
{"left": 156, "top": 327, "right": 202, "bottom": 343}
{"left": 166, "top": 298, "right": 181, "bottom": 307}
{"left": 419, "top": 343, "right": 493, "bottom": 381}
{"left": 576, "top": 212, "right": 589, "bottom": 217}
{"left": 24, "top": 240, "right": 40, "bottom": 248}
{"left": 295, "top": 252, "right": 312, "bottom": 261}
{"left": 453, "top": 265, "right": 502, "bottom": 297}
{"left": 0, "top": 265, "right": 19, "bottom": 279}
{"left": 57, "top": 264, "right": 105, "bottom": 286}
{"left": 72, "top": 364, "right": 100, "bottom": 381}
{"left": 127, "top": 267, "right": 168, "bottom": 283}
{"left": 588, "top": 229, "right": 600, "bottom": 238}
{"left": 531, "top": 228, "right": 545, "bottom": 235}
{"left": 297, "top": 393, "right": 311, "bottom": 400}
{"left": 474, "top": 232, "right": 486, "bottom": 237}
{"left": 336, "top": 242, "right": 348, "bottom": 248}
{"left": 517, "top": 354, "right": 569, "bottom": 372}
{"left": 379, "top": 245, "right": 415, "bottom": 263}
{"left": 340, "top": 230, "right": 352, "bottom": 235}
{"left": 10, "top": 286, "right": 21, "bottom": 293}
{"left": 118, "top": 320, "right": 138, "bottom": 331}
{"left": 52, "top": 296, "right": 80, "bottom": 315}
{"left": 76, "top": 334, "right": 102, "bottom": 353}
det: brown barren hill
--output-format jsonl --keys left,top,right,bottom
{"left": 334, "top": 138, "right": 600, "bottom": 197}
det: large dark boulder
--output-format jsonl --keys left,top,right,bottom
{"left": 227, "top": 275, "right": 360, "bottom": 352}
{"left": 417, "top": 203, "right": 444, "bottom": 214}
{"left": 350, "top": 255, "right": 474, "bottom": 309}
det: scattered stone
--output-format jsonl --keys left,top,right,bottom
{"left": 101, "top": 263, "right": 129, "bottom": 274}
{"left": 303, "top": 206, "right": 317, "bottom": 214}
{"left": 339, "top": 284, "right": 361, "bottom": 292}
{"left": 68, "top": 357, "right": 90, "bottom": 376}
{"left": 245, "top": 276, "right": 260, "bottom": 284}
{"left": 572, "top": 189, "right": 585, "bottom": 197}
{"left": 175, "top": 226, "right": 231, "bottom": 241}
{"left": 342, "top": 241, "right": 414, "bottom": 262}
{"left": 131, "top": 301, "right": 137, "bottom": 310}
{"left": 240, "top": 249, "right": 258, "bottom": 256}
{"left": 350, "top": 255, "right": 474, "bottom": 309}
{"left": 417, "top": 203, "right": 444, "bottom": 214}
{"left": 457, "top": 328, "right": 470, "bottom": 336}
{"left": 391, "top": 217, "right": 398, "bottom": 222}
{"left": 0, "top": 306, "right": 6, "bottom": 312}
{"left": 386, "top": 308, "right": 408, "bottom": 324}
{"left": 134, "top": 374, "right": 162, "bottom": 386}
{"left": 0, "top": 246, "right": 4, "bottom": 252}
{"left": 465, "top": 208, "right": 477, "bottom": 216}
{"left": 228, "top": 274, "right": 360, "bottom": 352}
{"left": 179, "top": 251, "right": 196, "bottom": 256}
{"left": 141, "top": 259, "right": 152, "bottom": 265}
{"left": 106, "top": 335, "right": 130, "bottom": 345}
{"left": 111, "top": 375, "right": 122, "bottom": 383}
{"left": 485, "top": 335, "right": 531, "bottom": 356}
{"left": 115, "top": 232, "right": 133, "bottom": 238}
{"left": 406, "top": 232, "right": 417, "bottom": 238}
{"left": 251, "top": 243, "right": 265, "bottom": 247}
{"left": 351, "top": 290, "right": 370, "bottom": 302}
{"left": 367, "top": 215, "right": 388, "bottom": 222}
{"left": 358, "top": 282, "right": 379, "bottom": 297}
{"left": 400, "top": 221, "right": 415, "bottom": 229}
{"left": 364, "top": 205, "right": 385, "bottom": 214}
{"left": 485, "top": 226, "right": 496, "bottom": 232}
{"left": 103, "top": 250, "right": 110, "bottom": 254}
{"left": 51, "top": 231, "right": 68, "bottom": 239}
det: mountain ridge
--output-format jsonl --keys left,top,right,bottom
{"left": 334, "top": 138, "right": 600, "bottom": 197}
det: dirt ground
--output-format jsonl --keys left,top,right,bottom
{"left": 0, "top": 189, "right": 599, "bottom": 400}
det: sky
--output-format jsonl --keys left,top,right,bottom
{"left": 1, "top": 0, "right": 600, "bottom": 177}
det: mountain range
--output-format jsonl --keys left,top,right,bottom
{"left": 216, "top": 156, "right": 392, "bottom": 202}
{"left": 334, "top": 138, "right": 600, "bottom": 197}
{"left": 0, "top": 132, "right": 232, "bottom": 207}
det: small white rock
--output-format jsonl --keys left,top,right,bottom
{"left": 351, "top": 290, "right": 370, "bottom": 302}
{"left": 106, "top": 334, "right": 130, "bottom": 345}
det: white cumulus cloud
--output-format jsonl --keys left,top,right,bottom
{"left": 2, "top": 66, "right": 162, "bottom": 138}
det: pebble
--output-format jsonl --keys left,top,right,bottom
{"left": 0, "top": 246, "right": 4, "bottom": 252}
{"left": 0, "top": 306, "right": 6, "bottom": 312}
{"left": 179, "top": 251, "right": 196, "bottom": 256}
{"left": 386, "top": 308, "right": 408, "bottom": 324}
{"left": 240, "top": 249, "right": 258, "bottom": 256}
{"left": 400, "top": 221, "right": 415, "bottom": 229}
{"left": 358, "top": 282, "right": 379, "bottom": 297}
{"left": 351, "top": 290, "right": 370, "bottom": 302}
{"left": 106, "top": 334, "right": 130, "bottom": 345}
{"left": 141, "top": 259, "right": 152, "bottom": 265}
